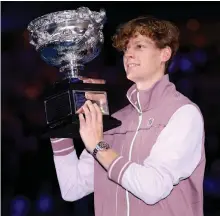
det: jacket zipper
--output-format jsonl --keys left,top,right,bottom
{"left": 126, "top": 92, "right": 143, "bottom": 216}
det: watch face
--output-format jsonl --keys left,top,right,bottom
{"left": 97, "top": 141, "right": 110, "bottom": 150}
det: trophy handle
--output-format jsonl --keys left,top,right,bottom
{"left": 75, "top": 26, "right": 94, "bottom": 48}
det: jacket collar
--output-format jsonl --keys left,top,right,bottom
{"left": 126, "top": 74, "right": 175, "bottom": 113}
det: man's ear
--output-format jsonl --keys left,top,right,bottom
{"left": 161, "top": 46, "right": 172, "bottom": 63}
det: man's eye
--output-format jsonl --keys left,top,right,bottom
{"left": 136, "top": 44, "right": 143, "bottom": 49}
{"left": 122, "top": 46, "right": 127, "bottom": 53}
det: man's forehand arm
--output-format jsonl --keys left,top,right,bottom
{"left": 51, "top": 138, "right": 95, "bottom": 201}
{"left": 96, "top": 148, "right": 120, "bottom": 170}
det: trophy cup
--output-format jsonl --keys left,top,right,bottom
{"left": 27, "top": 7, "right": 121, "bottom": 138}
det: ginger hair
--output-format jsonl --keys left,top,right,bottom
{"left": 112, "top": 16, "right": 180, "bottom": 67}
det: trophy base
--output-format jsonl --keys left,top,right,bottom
{"left": 41, "top": 79, "right": 121, "bottom": 139}
{"left": 41, "top": 115, "right": 121, "bottom": 139}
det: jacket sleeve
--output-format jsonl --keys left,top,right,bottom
{"left": 107, "top": 104, "right": 204, "bottom": 205}
{"left": 51, "top": 138, "right": 94, "bottom": 201}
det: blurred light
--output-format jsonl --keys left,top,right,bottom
{"left": 168, "top": 54, "right": 180, "bottom": 73}
{"left": 191, "top": 49, "right": 207, "bottom": 65}
{"left": 204, "top": 177, "right": 215, "bottom": 193}
{"left": 37, "top": 194, "right": 53, "bottom": 213}
{"left": 24, "top": 83, "right": 43, "bottom": 99}
{"left": 179, "top": 57, "right": 194, "bottom": 72}
{"left": 168, "top": 59, "right": 178, "bottom": 73}
{"left": 10, "top": 195, "right": 30, "bottom": 216}
{"left": 204, "top": 176, "right": 220, "bottom": 197}
{"left": 193, "top": 34, "right": 207, "bottom": 47}
{"left": 186, "top": 19, "right": 200, "bottom": 31}
{"left": 168, "top": 61, "right": 175, "bottom": 73}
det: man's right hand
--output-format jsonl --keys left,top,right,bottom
{"left": 76, "top": 77, "right": 108, "bottom": 114}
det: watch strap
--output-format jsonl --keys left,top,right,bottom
{"left": 92, "top": 141, "right": 110, "bottom": 158}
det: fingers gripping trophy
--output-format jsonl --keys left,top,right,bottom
{"left": 27, "top": 7, "right": 121, "bottom": 139}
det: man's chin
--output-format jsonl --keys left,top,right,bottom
{"left": 127, "top": 73, "right": 145, "bottom": 84}
{"left": 126, "top": 73, "right": 136, "bottom": 82}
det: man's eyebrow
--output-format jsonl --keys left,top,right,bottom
{"left": 133, "top": 40, "right": 142, "bottom": 44}
{"left": 133, "top": 39, "right": 152, "bottom": 44}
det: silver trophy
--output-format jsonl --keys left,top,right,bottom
{"left": 27, "top": 7, "right": 121, "bottom": 138}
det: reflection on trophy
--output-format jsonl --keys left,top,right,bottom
{"left": 27, "top": 7, "right": 121, "bottom": 138}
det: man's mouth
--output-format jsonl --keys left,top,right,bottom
{"left": 127, "top": 63, "right": 139, "bottom": 68}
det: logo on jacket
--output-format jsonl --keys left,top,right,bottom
{"left": 147, "top": 118, "right": 154, "bottom": 128}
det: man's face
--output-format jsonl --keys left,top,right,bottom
{"left": 123, "top": 33, "right": 169, "bottom": 85}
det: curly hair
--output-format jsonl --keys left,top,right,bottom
{"left": 112, "top": 16, "right": 180, "bottom": 66}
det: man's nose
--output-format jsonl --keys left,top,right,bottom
{"left": 124, "top": 48, "right": 134, "bottom": 59}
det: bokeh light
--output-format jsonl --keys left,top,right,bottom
{"left": 168, "top": 55, "right": 180, "bottom": 73}
{"left": 191, "top": 49, "right": 208, "bottom": 65}
{"left": 193, "top": 34, "right": 207, "bottom": 47}
{"left": 10, "top": 195, "right": 30, "bottom": 216}
{"left": 187, "top": 19, "right": 200, "bottom": 32}
{"left": 204, "top": 176, "right": 220, "bottom": 197}
{"left": 179, "top": 56, "right": 194, "bottom": 72}
{"left": 36, "top": 194, "right": 53, "bottom": 213}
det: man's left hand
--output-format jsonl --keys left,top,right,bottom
{"left": 78, "top": 100, "right": 104, "bottom": 153}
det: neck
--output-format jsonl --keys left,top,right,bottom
{"left": 136, "top": 72, "right": 165, "bottom": 90}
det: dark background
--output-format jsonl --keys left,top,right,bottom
{"left": 2, "top": 1, "right": 220, "bottom": 216}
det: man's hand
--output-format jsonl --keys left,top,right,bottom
{"left": 78, "top": 100, "right": 104, "bottom": 153}
{"left": 77, "top": 78, "right": 120, "bottom": 169}
{"left": 76, "top": 78, "right": 108, "bottom": 114}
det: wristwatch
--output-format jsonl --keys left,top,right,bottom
{"left": 92, "top": 141, "right": 110, "bottom": 158}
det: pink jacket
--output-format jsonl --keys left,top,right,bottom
{"left": 51, "top": 75, "right": 205, "bottom": 216}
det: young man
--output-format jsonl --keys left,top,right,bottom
{"left": 51, "top": 16, "right": 205, "bottom": 216}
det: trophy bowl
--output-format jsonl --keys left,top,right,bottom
{"left": 27, "top": 7, "right": 121, "bottom": 138}
{"left": 27, "top": 7, "right": 106, "bottom": 79}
